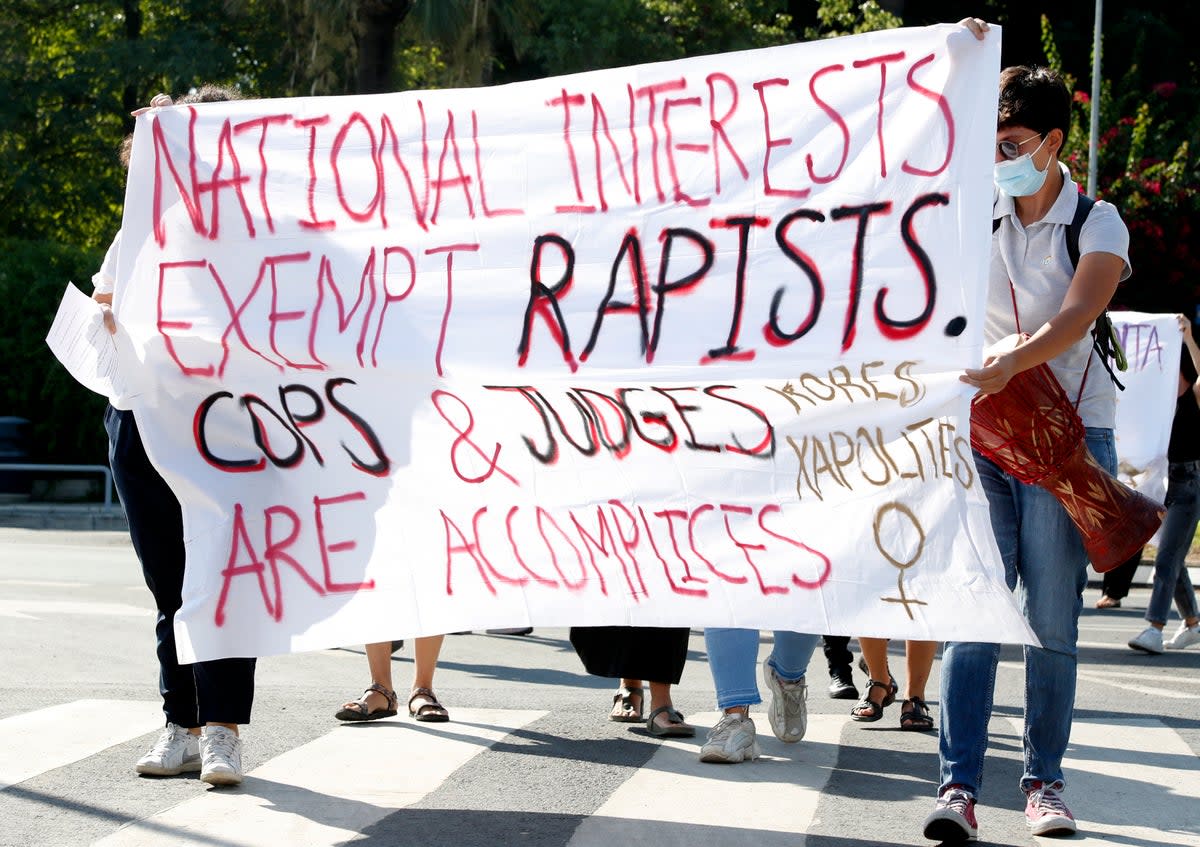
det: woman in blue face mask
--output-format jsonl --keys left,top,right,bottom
{"left": 994, "top": 131, "right": 1051, "bottom": 197}
{"left": 923, "top": 32, "right": 1137, "bottom": 846}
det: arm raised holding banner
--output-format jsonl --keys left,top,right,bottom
{"left": 98, "top": 87, "right": 257, "bottom": 789}
{"left": 1126, "top": 313, "right": 1200, "bottom": 654}
{"left": 925, "top": 32, "right": 1162, "bottom": 841}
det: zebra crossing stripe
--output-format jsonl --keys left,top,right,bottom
{"left": 1051, "top": 717, "right": 1200, "bottom": 846}
{"left": 0, "top": 597, "right": 151, "bottom": 620}
{"left": 1076, "top": 669, "right": 1200, "bottom": 699}
{"left": 566, "top": 713, "right": 847, "bottom": 846}
{"left": 93, "top": 708, "right": 546, "bottom": 846}
{"left": 0, "top": 699, "right": 163, "bottom": 790}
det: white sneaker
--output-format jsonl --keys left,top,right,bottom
{"left": 1128, "top": 626, "right": 1164, "bottom": 654}
{"left": 135, "top": 723, "right": 201, "bottom": 776}
{"left": 762, "top": 660, "right": 808, "bottom": 742}
{"left": 1166, "top": 623, "right": 1200, "bottom": 650}
{"left": 699, "top": 712, "right": 760, "bottom": 763}
{"left": 199, "top": 726, "right": 244, "bottom": 786}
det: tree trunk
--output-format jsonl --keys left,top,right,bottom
{"left": 121, "top": 0, "right": 142, "bottom": 134}
{"left": 356, "top": 0, "right": 414, "bottom": 94}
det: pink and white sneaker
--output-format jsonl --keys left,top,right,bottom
{"left": 1024, "top": 780, "right": 1076, "bottom": 836}
{"left": 923, "top": 785, "right": 978, "bottom": 842}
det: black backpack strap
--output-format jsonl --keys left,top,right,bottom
{"left": 1068, "top": 193, "right": 1127, "bottom": 390}
{"left": 1065, "top": 192, "right": 1096, "bottom": 268}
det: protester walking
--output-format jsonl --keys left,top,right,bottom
{"left": 925, "top": 26, "right": 1134, "bottom": 842}
{"left": 100, "top": 87, "right": 256, "bottom": 787}
{"left": 336, "top": 636, "right": 452, "bottom": 722}
{"left": 1128, "top": 315, "right": 1200, "bottom": 654}
{"left": 851, "top": 639, "right": 936, "bottom": 731}
{"left": 569, "top": 626, "right": 694, "bottom": 737}
{"left": 1095, "top": 549, "right": 1142, "bottom": 609}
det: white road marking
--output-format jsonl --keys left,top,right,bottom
{"left": 566, "top": 713, "right": 846, "bottom": 846}
{"left": 999, "top": 660, "right": 1200, "bottom": 699}
{"left": 1075, "top": 672, "right": 1200, "bottom": 700}
{"left": 94, "top": 708, "right": 546, "bottom": 847}
{"left": 0, "top": 598, "right": 151, "bottom": 620}
{"left": 1077, "top": 669, "right": 1200, "bottom": 683}
{"left": 1013, "top": 717, "right": 1200, "bottom": 845}
{"left": 0, "top": 700, "right": 164, "bottom": 790}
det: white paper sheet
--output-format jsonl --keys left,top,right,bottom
{"left": 45, "top": 283, "right": 129, "bottom": 400}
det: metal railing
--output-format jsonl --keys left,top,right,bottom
{"left": 0, "top": 463, "right": 114, "bottom": 507}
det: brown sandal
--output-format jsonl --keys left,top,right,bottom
{"left": 335, "top": 682, "right": 398, "bottom": 722}
{"left": 408, "top": 687, "right": 450, "bottom": 722}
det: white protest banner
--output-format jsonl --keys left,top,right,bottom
{"left": 1110, "top": 312, "right": 1181, "bottom": 506}
{"left": 112, "top": 23, "right": 1035, "bottom": 662}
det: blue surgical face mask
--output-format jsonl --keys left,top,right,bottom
{"left": 993, "top": 135, "right": 1050, "bottom": 197}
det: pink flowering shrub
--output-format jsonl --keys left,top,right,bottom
{"left": 1045, "top": 15, "right": 1200, "bottom": 313}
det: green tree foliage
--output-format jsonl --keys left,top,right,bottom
{"left": 0, "top": 0, "right": 294, "bottom": 467}
{"left": 1041, "top": 14, "right": 1200, "bottom": 313}
{"left": 804, "top": 0, "right": 901, "bottom": 38}
{"left": 0, "top": 242, "right": 106, "bottom": 462}
{"left": 408, "top": 0, "right": 539, "bottom": 86}
{"left": 515, "top": 0, "right": 792, "bottom": 78}
{"left": 271, "top": 0, "right": 446, "bottom": 95}
{"left": 0, "top": 0, "right": 292, "bottom": 250}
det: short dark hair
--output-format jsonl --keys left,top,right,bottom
{"left": 997, "top": 65, "right": 1070, "bottom": 140}
{"left": 176, "top": 84, "right": 241, "bottom": 106}
{"left": 119, "top": 84, "right": 242, "bottom": 167}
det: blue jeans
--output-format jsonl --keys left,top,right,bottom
{"left": 938, "top": 427, "right": 1115, "bottom": 797}
{"left": 1146, "top": 460, "right": 1200, "bottom": 625}
{"left": 705, "top": 628, "right": 819, "bottom": 709}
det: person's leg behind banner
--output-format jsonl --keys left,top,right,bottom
{"left": 762, "top": 630, "right": 818, "bottom": 743}
{"left": 926, "top": 450, "right": 1012, "bottom": 843}
{"left": 107, "top": 404, "right": 256, "bottom": 786}
{"left": 701, "top": 628, "right": 761, "bottom": 763}
{"left": 1017, "top": 428, "right": 1115, "bottom": 835}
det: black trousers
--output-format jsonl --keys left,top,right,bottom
{"left": 822, "top": 635, "right": 853, "bottom": 670}
{"left": 1101, "top": 548, "right": 1143, "bottom": 601}
{"left": 106, "top": 405, "right": 255, "bottom": 726}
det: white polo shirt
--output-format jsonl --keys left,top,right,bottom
{"left": 92, "top": 230, "right": 121, "bottom": 296}
{"left": 987, "top": 163, "right": 1132, "bottom": 428}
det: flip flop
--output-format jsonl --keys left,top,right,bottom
{"left": 335, "top": 682, "right": 398, "bottom": 722}
{"left": 646, "top": 705, "right": 695, "bottom": 737}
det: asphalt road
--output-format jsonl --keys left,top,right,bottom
{"left": 1, "top": 527, "right": 1197, "bottom": 847}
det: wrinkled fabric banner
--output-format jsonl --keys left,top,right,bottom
{"left": 1111, "top": 311, "right": 1181, "bottom": 509}
{"left": 114, "top": 23, "right": 1034, "bottom": 662}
